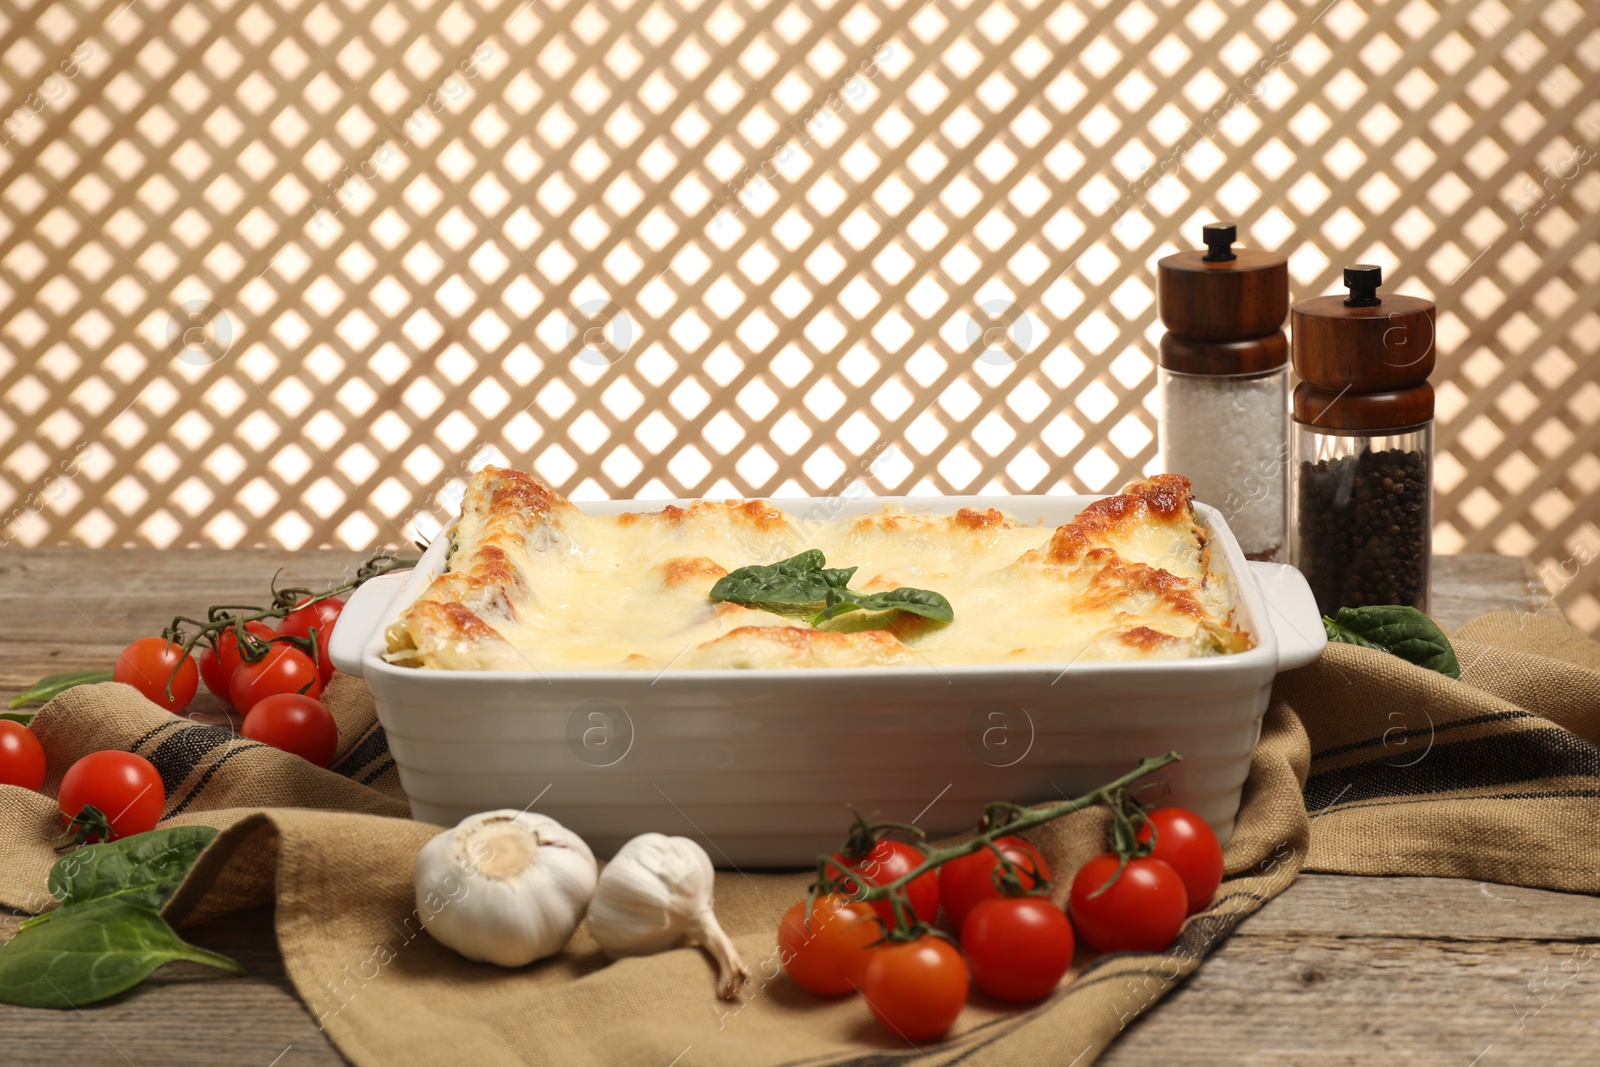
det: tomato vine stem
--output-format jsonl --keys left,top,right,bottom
{"left": 813, "top": 751, "right": 1181, "bottom": 940}
{"left": 155, "top": 552, "right": 413, "bottom": 700}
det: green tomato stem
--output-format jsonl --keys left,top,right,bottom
{"left": 157, "top": 552, "right": 413, "bottom": 697}
{"left": 824, "top": 752, "right": 1181, "bottom": 919}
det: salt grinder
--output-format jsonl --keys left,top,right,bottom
{"left": 1157, "top": 222, "right": 1290, "bottom": 561}
{"left": 1290, "top": 265, "right": 1437, "bottom": 615}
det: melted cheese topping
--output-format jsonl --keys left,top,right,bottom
{"left": 384, "top": 467, "right": 1252, "bottom": 671}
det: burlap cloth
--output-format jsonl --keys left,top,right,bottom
{"left": 4, "top": 611, "right": 1598, "bottom": 1065}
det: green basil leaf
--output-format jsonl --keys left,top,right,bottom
{"left": 852, "top": 587, "right": 955, "bottom": 623}
{"left": 812, "top": 587, "right": 955, "bottom": 625}
{"left": 8, "top": 669, "right": 115, "bottom": 709}
{"left": 709, "top": 551, "right": 835, "bottom": 614}
{"left": 1323, "top": 606, "right": 1461, "bottom": 679}
{"left": 1321, "top": 617, "right": 1376, "bottom": 649}
{"left": 715, "top": 550, "right": 955, "bottom": 629}
{"left": 820, "top": 567, "right": 858, "bottom": 590}
{"left": 0, "top": 899, "right": 243, "bottom": 1009}
{"left": 46, "top": 826, "right": 220, "bottom": 916}
{"left": 0, "top": 711, "right": 33, "bottom": 725}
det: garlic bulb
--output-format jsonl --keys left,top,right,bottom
{"left": 587, "top": 833, "right": 750, "bottom": 999}
{"left": 414, "top": 810, "right": 597, "bottom": 968}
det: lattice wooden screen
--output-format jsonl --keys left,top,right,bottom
{"left": 2, "top": 0, "right": 1598, "bottom": 630}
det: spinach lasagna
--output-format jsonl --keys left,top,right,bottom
{"left": 384, "top": 467, "right": 1251, "bottom": 671}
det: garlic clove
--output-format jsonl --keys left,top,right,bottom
{"left": 688, "top": 902, "right": 749, "bottom": 1000}
{"left": 414, "top": 810, "right": 597, "bottom": 969}
{"left": 587, "top": 833, "right": 750, "bottom": 999}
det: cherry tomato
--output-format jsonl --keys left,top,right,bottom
{"left": 859, "top": 934, "right": 968, "bottom": 1041}
{"left": 1068, "top": 854, "right": 1187, "bottom": 954}
{"left": 113, "top": 637, "right": 199, "bottom": 714}
{"left": 197, "top": 620, "right": 277, "bottom": 703}
{"left": 278, "top": 597, "right": 343, "bottom": 683}
{"left": 230, "top": 645, "right": 322, "bottom": 715}
{"left": 278, "top": 596, "right": 343, "bottom": 643}
{"left": 778, "top": 894, "right": 882, "bottom": 996}
{"left": 303, "top": 623, "right": 335, "bottom": 684}
{"left": 834, "top": 840, "right": 940, "bottom": 931}
{"left": 1137, "top": 807, "right": 1224, "bottom": 915}
{"left": 961, "top": 896, "right": 1074, "bottom": 1002}
{"left": 58, "top": 751, "right": 165, "bottom": 840}
{"left": 0, "top": 721, "right": 46, "bottom": 791}
{"left": 938, "top": 835, "right": 1051, "bottom": 933}
{"left": 241, "top": 693, "right": 339, "bottom": 767}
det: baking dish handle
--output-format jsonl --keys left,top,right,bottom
{"left": 1247, "top": 561, "right": 1327, "bottom": 671}
{"left": 329, "top": 569, "right": 412, "bottom": 679}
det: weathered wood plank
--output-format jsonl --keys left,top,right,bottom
{"left": 0, "top": 547, "right": 380, "bottom": 697}
{"left": 0, "top": 908, "right": 349, "bottom": 1067}
{"left": 1105, "top": 876, "right": 1600, "bottom": 1067}
{"left": 1431, "top": 552, "right": 1537, "bottom": 631}
{"left": 1230, "top": 872, "right": 1600, "bottom": 941}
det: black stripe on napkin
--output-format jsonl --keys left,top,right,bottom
{"left": 334, "top": 724, "right": 390, "bottom": 780}
{"left": 359, "top": 758, "right": 396, "bottom": 786}
{"left": 1304, "top": 727, "right": 1600, "bottom": 812}
{"left": 166, "top": 741, "right": 266, "bottom": 818}
{"left": 146, "top": 723, "right": 247, "bottom": 799}
{"left": 1309, "top": 710, "right": 1534, "bottom": 763}
{"left": 128, "top": 719, "right": 184, "bottom": 753}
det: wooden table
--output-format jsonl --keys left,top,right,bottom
{"left": 3, "top": 549, "right": 1591, "bottom": 1066}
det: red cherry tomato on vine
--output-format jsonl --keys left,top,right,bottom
{"left": 938, "top": 835, "right": 1050, "bottom": 933}
{"left": 0, "top": 721, "right": 47, "bottom": 791}
{"left": 278, "top": 597, "right": 343, "bottom": 682}
{"left": 308, "top": 623, "right": 336, "bottom": 683}
{"left": 1137, "top": 807, "right": 1224, "bottom": 915}
{"left": 242, "top": 693, "right": 339, "bottom": 767}
{"left": 278, "top": 596, "right": 343, "bottom": 643}
{"left": 833, "top": 840, "right": 939, "bottom": 930}
{"left": 778, "top": 893, "right": 882, "bottom": 996}
{"left": 961, "top": 896, "right": 1074, "bottom": 1002}
{"left": 1068, "top": 854, "right": 1187, "bottom": 954}
{"left": 113, "top": 637, "right": 199, "bottom": 714}
{"left": 58, "top": 751, "right": 164, "bottom": 841}
{"left": 230, "top": 645, "right": 322, "bottom": 715}
{"left": 859, "top": 934, "right": 968, "bottom": 1041}
{"left": 197, "top": 620, "right": 277, "bottom": 703}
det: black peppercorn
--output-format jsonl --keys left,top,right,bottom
{"left": 1296, "top": 448, "right": 1429, "bottom": 614}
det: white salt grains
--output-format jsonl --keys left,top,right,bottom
{"left": 1158, "top": 369, "right": 1289, "bottom": 560}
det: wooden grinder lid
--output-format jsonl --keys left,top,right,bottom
{"left": 1157, "top": 223, "right": 1290, "bottom": 351}
{"left": 1292, "top": 265, "right": 1436, "bottom": 392}
{"left": 1294, "top": 381, "right": 1434, "bottom": 432}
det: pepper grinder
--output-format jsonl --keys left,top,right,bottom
{"left": 1290, "top": 265, "right": 1437, "bottom": 615}
{"left": 1157, "top": 222, "right": 1290, "bottom": 561}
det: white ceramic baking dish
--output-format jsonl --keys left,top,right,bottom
{"left": 329, "top": 494, "right": 1324, "bottom": 866}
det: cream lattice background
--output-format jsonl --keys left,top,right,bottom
{"left": 1, "top": 0, "right": 1598, "bottom": 629}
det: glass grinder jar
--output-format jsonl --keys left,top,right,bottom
{"left": 1157, "top": 222, "right": 1290, "bottom": 561}
{"left": 1290, "top": 265, "right": 1437, "bottom": 615}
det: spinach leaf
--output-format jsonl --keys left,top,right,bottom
{"left": 820, "top": 567, "right": 859, "bottom": 592}
{"left": 708, "top": 551, "right": 844, "bottom": 615}
{"left": 810, "top": 586, "right": 955, "bottom": 626}
{"left": 0, "top": 899, "right": 243, "bottom": 1009}
{"left": 0, "top": 826, "right": 242, "bottom": 1008}
{"left": 712, "top": 551, "right": 954, "bottom": 627}
{"left": 40, "top": 826, "right": 220, "bottom": 919}
{"left": 1323, "top": 606, "right": 1461, "bottom": 679}
{"left": 8, "top": 669, "right": 114, "bottom": 709}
